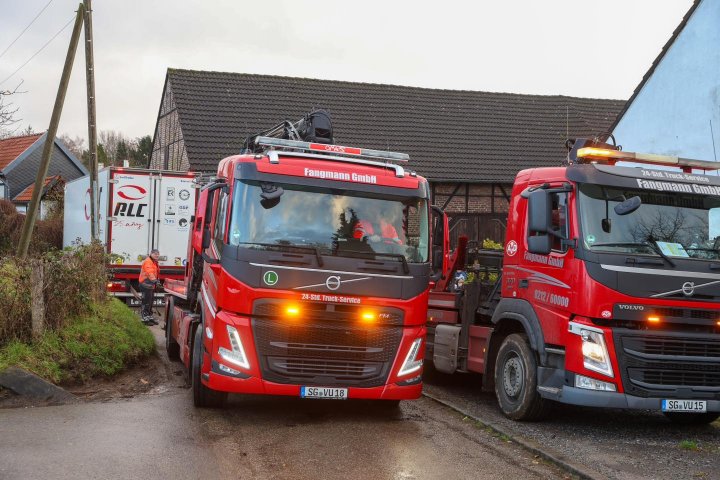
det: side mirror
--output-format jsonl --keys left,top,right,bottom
{"left": 614, "top": 196, "right": 642, "bottom": 216}
{"left": 528, "top": 190, "right": 551, "bottom": 233}
{"left": 528, "top": 234, "right": 552, "bottom": 255}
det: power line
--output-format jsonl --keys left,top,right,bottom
{"left": 0, "top": 15, "right": 75, "bottom": 88}
{"left": 0, "top": 0, "right": 56, "bottom": 60}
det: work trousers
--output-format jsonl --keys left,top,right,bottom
{"left": 140, "top": 283, "right": 155, "bottom": 318}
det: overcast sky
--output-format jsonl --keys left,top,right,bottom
{"left": 0, "top": 0, "right": 694, "bottom": 143}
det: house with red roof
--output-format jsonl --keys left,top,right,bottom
{"left": 0, "top": 132, "right": 87, "bottom": 216}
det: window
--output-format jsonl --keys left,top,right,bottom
{"left": 228, "top": 180, "right": 430, "bottom": 263}
{"left": 213, "top": 190, "right": 229, "bottom": 254}
{"left": 550, "top": 192, "right": 569, "bottom": 252}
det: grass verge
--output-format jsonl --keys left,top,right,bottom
{"left": 0, "top": 298, "right": 155, "bottom": 384}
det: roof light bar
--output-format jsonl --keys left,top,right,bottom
{"left": 254, "top": 136, "right": 410, "bottom": 163}
{"left": 577, "top": 147, "right": 720, "bottom": 171}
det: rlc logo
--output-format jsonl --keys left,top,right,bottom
{"left": 117, "top": 184, "right": 147, "bottom": 200}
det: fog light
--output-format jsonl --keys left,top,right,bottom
{"left": 575, "top": 374, "right": 617, "bottom": 391}
{"left": 218, "top": 363, "right": 240, "bottom": 375}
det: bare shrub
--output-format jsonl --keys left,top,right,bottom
{"left": 0, "top": 196, "right": 63, "bottom": 256}
{"left": 0, "top": 257, "right": 31, "bottom": 341}
{"left": 0, "top": 243, "right": 108, "bottom": 344}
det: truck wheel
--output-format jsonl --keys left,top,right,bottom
{"left": 191, "top": 326, "right": 227, "bottom": 408}
{"left": 663, "top": 412, "right": 720, "bottom": 425}
{"left": 165, "top": 296, "right": 180, "bottom": 360}
{"left": 494, "top": 333, "right": 549, "bottom": 421}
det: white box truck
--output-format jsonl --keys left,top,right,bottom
{"left": 63, "top": 167, "right": 199, "bottom": 305}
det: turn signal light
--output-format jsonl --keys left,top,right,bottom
{"left": 285, "top": 304, "right": 301, "bottom": 317}
{"left": 647, "top": 316, "right": 661, "bottom": 323}
{"left": 359, "top": 310, "right": 377, "bottom": 323}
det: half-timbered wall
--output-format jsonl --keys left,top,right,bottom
{"left": 431, "top": 182, "right": 511, "bottom": 245}
{"left": 149, "top": 83, "right": 190, "bottom": 171}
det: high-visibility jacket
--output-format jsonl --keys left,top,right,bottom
{"left": 139, "top": 257, "right": 159, "bottom": 284}
{"left": 353, "top": 220, "right": 402, "bottom": 244}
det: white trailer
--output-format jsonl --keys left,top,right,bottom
{"left": 64, "top": 167, "right": 198, "bottom": 304}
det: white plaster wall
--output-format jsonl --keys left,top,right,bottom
{"left": 612, "top": 0, "right": 720, "bottom": 161}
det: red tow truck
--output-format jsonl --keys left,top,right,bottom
{"left": 164, "top": 111, "right": 433, "bottom": 407}
{"left": 428, "top": 138, "right": 720, "bottom": 423}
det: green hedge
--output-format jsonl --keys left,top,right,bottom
{"left": 0, "top": 299, "right": 155, "bottom": 384}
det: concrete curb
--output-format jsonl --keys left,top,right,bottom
{"left": 0, "top": 367, "right": 78, "bottom": 405}
{"left": 422, "top": 391, "right": 608, "bottom": 480}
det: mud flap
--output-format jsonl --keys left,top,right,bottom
{"left": 433, "top": 324, "right": 462, "bottom": 374}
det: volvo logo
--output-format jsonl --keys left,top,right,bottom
{"left": 681, "top": 282, "right": 695, "bottom": 297}
{"left": 325, "top": 275, "right": 341, "bottom": 291}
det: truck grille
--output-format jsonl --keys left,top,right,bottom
{"left": 613, "top": 329, "right": 720, "bottom": 398}
{"left": 251, "top": 317, "right": 402, "bottom": 387}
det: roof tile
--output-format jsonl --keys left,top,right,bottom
{"left": 0, "top": 133, "right": 43, "bottom": 171}
{"left": 166, "top": 70, "right": 625, "bottom": 183}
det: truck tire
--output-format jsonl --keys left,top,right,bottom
{"left": 494, "top": 333, "right": 550, "bottom": 421}
{"left": 165, "top": 296, "right": 180, "bottom": 360}
{"left": 663, "top": 412, "right": 720, "bottom": 425}
{"left": 192, "top": 326, "right": 227, "bottom": 408}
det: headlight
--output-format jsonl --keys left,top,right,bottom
{"left": 575, "top": 374, "right": 616, "bottom": 391}
{"left": 218, "top": 325, "right": 250, "bottom": 369}
{"left": 569, "top": 322, "right": 613, "bottom": 377}
{"left": 398, "top": 338, "right": 423, "bottom": 377}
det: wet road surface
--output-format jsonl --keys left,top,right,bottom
{"left": 0, "top": 389, "right": 569, "bottom": 480}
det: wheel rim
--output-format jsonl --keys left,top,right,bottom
{"left": 502, "top": 353, "right": 524, "bottom": 398}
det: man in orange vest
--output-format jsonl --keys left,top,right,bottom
{"left": 353, "top": 219, "right": 403, "bottom": 245}
{"left": 139, "top": 249, "right": 160, "bottom": 325}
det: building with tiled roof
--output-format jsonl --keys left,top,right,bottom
{"left": 149, "top": 70, "right": 624, "bottom": 241}
{"left": 611, "top": 1, "right": 719, "bottom": 161}
{"left": 0, "top": 132, "right": 87, "bottom": 213}
{"left": 12, "top": 175, "right": 64, "bottom": 218}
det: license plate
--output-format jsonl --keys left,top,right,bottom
{"left": 300, "top": 386, "right": 348, "bottom": 400}
{"left": 661, "top": 399, "right": 707, "bottom": 413}
{"left": 128, "top": 298, "right": 165, "bottom": 307}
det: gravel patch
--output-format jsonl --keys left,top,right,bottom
{"left": 423, "top": 369, "right": 719, "bottom": 480}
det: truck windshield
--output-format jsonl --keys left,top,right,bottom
{"left": 578, "top": 183, "right": 720, "bottom": 260}
{"left": 228, "top": 180, "right": 429, "bottom": 263}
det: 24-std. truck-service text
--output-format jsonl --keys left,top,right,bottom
{"left": 428, "top": 138, "right": 720, "bottom": 424}
{"left": 164, "top": 111, "right": 433, "bottom": 407}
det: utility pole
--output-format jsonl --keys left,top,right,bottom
{"left": 84, "top": 0, "right": 99, "bottom": 240}
{"left": 17, "top": 4, "right": 85, "bottom": 258}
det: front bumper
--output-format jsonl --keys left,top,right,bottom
{"left": 543, "top": 385, "right": 720, "bottom": 412}
{"left": 206, "top": 370, "right": 422, "bottom": 400}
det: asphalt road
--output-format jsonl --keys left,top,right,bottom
{"left": 0, "top": 389, "right": 569, "bottom": 480}
{"left": 422, "top": 368, "right": 720, "bottom": 480}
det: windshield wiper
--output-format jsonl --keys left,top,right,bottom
{"left": 334, "top": 249, "right": 409, "bottom": 274}
{"left": 237, "top": 242, "right": 324, "bottom": 267}
{"left": 591, "top": 241, "right": 676, "bottom": 267}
